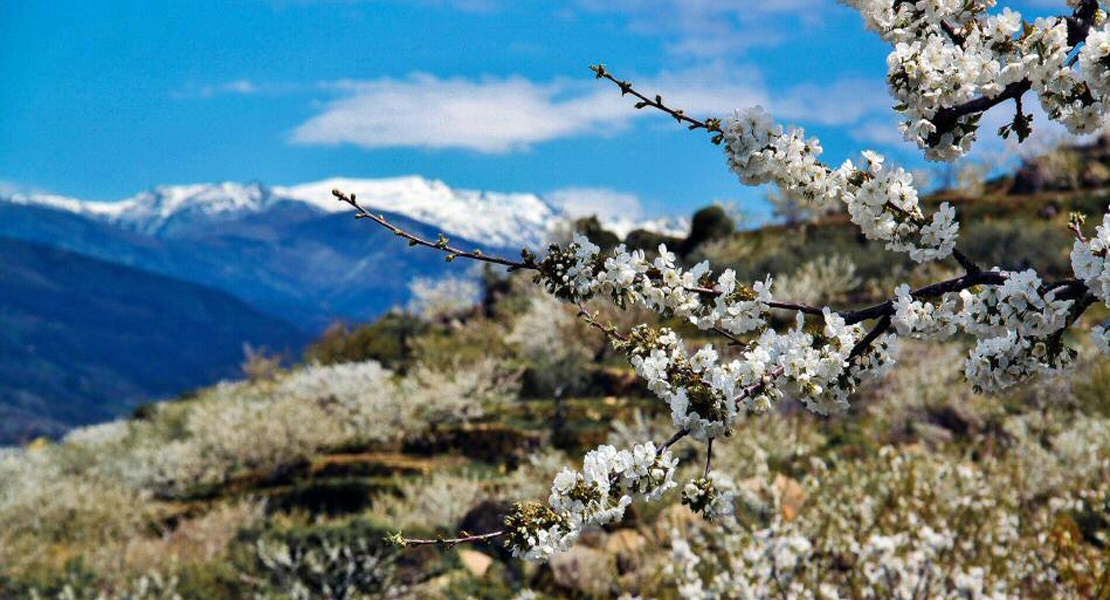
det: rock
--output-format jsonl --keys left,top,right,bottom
{"left": 605, "top": 529, "right": 648, "bottom": 574}
{"left": 773, "top": 474, "right": 808, "bottom": 521}
{"left": 926, "top": 404, "right": 982, "bottom": 437}
{"left": 739, "top": 475, "right": 767, "bottom": 496}
{"left": 457, "top": 549, "right": 493, "bottom": 577}
{"left": 1083, "top": 161, "right": 1110, "bottom": 189}
{"left": 652, "top": 504, "right": 699, "bottom": 542}
{"left": 412, "top": 569, "right": 468, "bottom": 595}
{"left": 577, "top": 528, "right": 606, "bottom": 549}
{"left": 913, "top": 421, "right": 955, "bottom": 447}
{"left": 549, "top": 546, "right": 616, "bottom": 597}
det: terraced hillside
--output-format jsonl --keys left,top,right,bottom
{"left": 2, "top": 141, "right": 1110, "bottom": 599}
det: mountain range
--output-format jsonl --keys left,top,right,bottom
{"left": 0, "top": 177, "right": 685, "bottom": 443}
{"left": 2, "top": 178, "right": 677, "bottom": 325}
{"left": 0, "top": 237, "right": 308, "bottom": 443}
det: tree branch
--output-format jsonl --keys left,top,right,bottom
{"left": 927, "top": 0, "right": 1099, "bottom": 145}
{"left": 704, "top": 437, "right": 714, "bottom": 478}
{"left": 576, "top": 304, "right": 629, "bottom": 343}
{"left": 335, "top": 186, "right": 1093, "bottom": 336}
{"left": 848, "top": 314, "right": 892, "bottom": 361}
{"left": 332, "top": 188, "right": 534, "bottom": 271}
{"left": 389, "top": 529, "right": 505, "bottom": 548}
{"left": 590, "top": 64, "right": 723, "bottom": 141}
{"left": 657, "top": 429, "right": 689, "bottom": 455}
{"left": 951, "top": 248, "right": 981, "bottom": 274}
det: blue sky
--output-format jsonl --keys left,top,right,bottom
{"left": 0, "top": 0, "right": 1066, "bottom": 220}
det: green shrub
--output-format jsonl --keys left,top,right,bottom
{"left": 679, "top": 205, "right": 734, "bottom": 256}
{"left": 304, "top": 313, "right": 427, "bottom": 371}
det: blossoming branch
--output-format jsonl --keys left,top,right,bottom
{"left": 328, "top": 0, "right": 1110, "bottom": 563}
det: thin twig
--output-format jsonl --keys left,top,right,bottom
{"left": 391, "top": 530, "right": 505, "bottom": 548}
{"left": 590, "top": 64, "right": 720, "bottom": 136}
{"left": 576, "top": 304, "right": 629, "bottom": 342}
{"left": 732, "top": 365, "right": 786, "bottom": 408}
{"left": 658, "top": 429, "right": 689, "bottom": 455}
{"left": 704, "top": 437, "right": 714, "bottom": 478}
{"left": 332, "top": 188, "right": 533, "bottom": 270}
{"left": 712, "top": 326, "right": 744, "bottom": 345}
{"left": 939, "top": 20, "right": 965, "bottom": 46}
{"left": 1070, "top": 220, "right": 1088, "bottom": 244}
{"left": 767, "top": 300, "right": 826, "bottom": 316}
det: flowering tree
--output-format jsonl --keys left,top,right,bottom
{"left": 332, "top": 0, "right": 1110, "bottom": 565}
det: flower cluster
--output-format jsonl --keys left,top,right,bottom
{"left": 680, "top": 474, "right": 736, "bottom": 521}
{"left": 1072, "top": 211, "right": 1110, "bottom": 305}
{"left": 538, "top": 234, "right": 771, "bottom": 336}
{"left": 843, "top": 0, "right": 1110, "bottom": 160}
{"left": 1092, "top": 323, "right": 1110, "bottom": 353}
{"left": 891, "top": 284, "right": 961, "bottom": 340}
{"left": 1079, "top": 23, "right": 1110, "bottom": 102}
{"left": 536, "top": 234, "right": 903, "bottom": 435}
{"left": 506, "top": 442, "right": 678, "bottom": 561}
{"left": 749, "top": 311, "right": 897, "bottom": 416}
{"left": 722, "top": 107, "right": 958, "bottom": 262}
{"left": 961, "top": 270, "right": 1072, "bottom": 338}
{"left": 611, "top": 309, "right": 896, "bottom": 439}
{"left": 892, "top": 269, "right": 1078, "bottom": 393}
{"left": 960, "top": 270, "right": 1076, "bottom": 392}
{"left": 616, "top": 326, "right": 737, "bottom": 439}
{"left": 964, "top": 330, "right": 1071, "bottom": 393}
{"left": 504, "top": 502, "right": 576, "bottom": 562}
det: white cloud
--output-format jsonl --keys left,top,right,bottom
{"left": 291, "top": 74, "right": 637, "bottom": 153}
{"left": 269, "top": 0, "right": 497, "bottom": 13}
{"left": 0, "top": 180, "right": 22, "bottom": 197}
{"left": 290, "top": 67, "right": 891, "bottom": 153}
{"left": 545, "top": 186, "right": 644, "bottom": 221}
{"left": 851, "top": 119, "right": 912, "bottom": 148}
{"left": 775, "top": 79, "right": 891, "bottom": 126}
{"left": 0, "top": 179, "right": 50, "bottom": 197}
{"left": 172, "top": 80, "right": 260, "bottom": 99}
{"left": 574, "top": 0, "right": 830, "bottom": 58}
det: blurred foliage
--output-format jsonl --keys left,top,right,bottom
{"left": 9, "top": 142, "right": 1110, "bottom": 599}
{"left": 572, "top": 216, "right": 621, "bottom": 253}
{"left": 304, "top": 313, "right": 427, "bottom": 372}
{"left": 679, "top": 205, "right": 734, "bottom": 256}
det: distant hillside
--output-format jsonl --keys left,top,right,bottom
{"left": 0, "top": 238, "right": 308, "bottom": 444}
{"left": 0, "top": 178, "right": 687, "bottom": 329}
{"left": 0, "top": 202, "right": 506, "bottom": 330}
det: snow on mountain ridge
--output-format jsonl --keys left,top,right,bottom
{"left": 4, "top": 177, "right": 686, "bottom": 249}
{"left": 274, "top": 177, "right": 558, "bottom": 248}
{"left": 111, "top": 182, "right": 276, "bottom": 236}
{"left": 3, "top": 193, "right": 127, "bottom": 219}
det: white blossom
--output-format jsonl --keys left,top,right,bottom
{"left": 721, "top": 107, "right": 959, "bottom": 262}
{"left": 892, "top": 284, "right": 961, "bottom": 339}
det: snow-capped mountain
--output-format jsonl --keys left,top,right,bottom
{"left": 4, "top": 177, "right": 685, "bottom": 248}
{"left": 274, "top": 177, "right": 560, "bottom": 248}
{"left": 0, "top": 175, "right": 690, "bottom": 330}
{"left": 0, "top": 177, "right": 688, "bottom": 440}
{"left": 3, "top": 182, "right": 285, "bottom": 239}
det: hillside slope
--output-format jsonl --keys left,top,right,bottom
{"left": 0, "top": 202, "right": 504, "bottom": 330}
{"left": 0, "top": 238, "right": 308, "bottom": 444}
